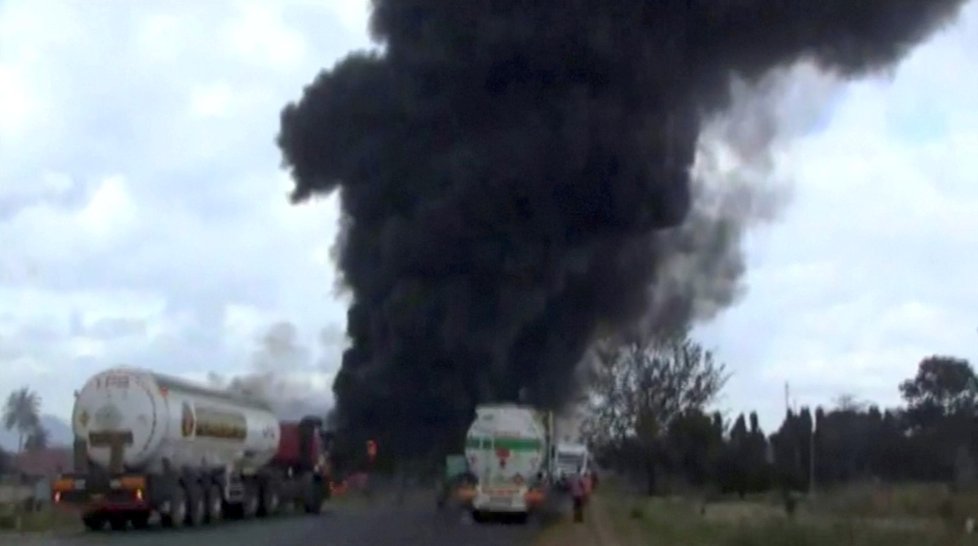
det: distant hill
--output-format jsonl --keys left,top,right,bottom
{"left": 0, "top": 414, "right": 73, "bottom": 451}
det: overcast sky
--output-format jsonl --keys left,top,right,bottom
{"left": 2, "top": 0, "right": 976, "bottom": 434}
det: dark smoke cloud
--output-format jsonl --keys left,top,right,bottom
{"left": 277, "top": 1, "right": 967, "bottom": 459}
{"left": 208, "top": 321, "right": 343, "bottom": 420}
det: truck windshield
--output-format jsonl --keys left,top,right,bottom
{"left": 557, "top": 453, "right": 583, "bottom": 468}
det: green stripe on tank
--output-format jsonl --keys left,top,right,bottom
{"left": 465, "top": 437, "right": 542, "bottom": 451}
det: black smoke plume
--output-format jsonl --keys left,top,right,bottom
{"left": 277, "top": 1, "right": 967, "bottom": 460}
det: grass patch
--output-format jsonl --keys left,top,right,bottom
{"left": 594, "top": 482, "right": 978, "bottom": 546}
{"left": 0, "top": 505, "right": 81, "bottom": 533}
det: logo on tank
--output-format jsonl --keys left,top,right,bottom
{"left": 496, "top": 447, "right": 510, "bottom": 468}
{"left": 94, "top": 404, "right": 123, "bottom": 429}
{"left": 181, "top": 402, "right": 196, "bottom": 437}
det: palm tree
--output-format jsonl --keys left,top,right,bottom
{"left": 3, "top": 387, "right": 41, "bottom": 453}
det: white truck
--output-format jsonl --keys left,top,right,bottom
{"left": 554, "top": 442, "right": 591, "bottom": 486}
{"left": 460, "top": 403, "right": 555, "bottom": 522}
{"left": 53, "top": 367, "right": 332, "bottom": 531}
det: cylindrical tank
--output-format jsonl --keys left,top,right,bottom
{"left": 72, "top": 367, "right": 281, "bottom": 473}
{"left": 464, "top": 404, "right": 547, "bottom": 486}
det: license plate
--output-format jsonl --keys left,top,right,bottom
{"left": 74, "top": 479, "right": 86, "bottom": 489}
{"left": 489, "top": 496, "right": 511, "bottom": 505}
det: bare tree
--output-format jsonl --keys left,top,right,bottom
{"left": 582, "top": 331, "right": 728, "bottom": 494}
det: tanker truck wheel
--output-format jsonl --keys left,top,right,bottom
{"left": 206, "top": 484, "right": 224, "bottom": 523}
{"left": 259, "top": 486, "right": 279, "bottom": 517}
{"left": 82, "top": 512, "right": 106, "bottom": 531}
{"left": 242, "top": 488, "right": 260, "bottom": 519}
{"left": 303, "top": 481, "right": 324, "bottom": 514}
{"left": 161, "top": 486, "right": 188, "bottom": 529}
{"left": 109, "top": 515, "right": 128, "bottom": 531}
{"left": 131, "top": 512, "right": 150, "bottom": 530}
{"left": 187, "top": 484, "right": 207, "bottom": 527}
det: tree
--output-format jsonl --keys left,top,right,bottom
{"left": 666, "top": 409, "right": 724, "bottom": 486}
{"left": 897, "top": 356, "right": 978, "bottom": 481}
{"left": 834, "top": 393, "right": 867, "bottom": 413}
{"left": 717, "top": 412, "right": 771, "bottom": 497}
{"left": 583, "top": 331, "right": 728, "bottom": 494}
{"left": 899, "top": 356, "right": 978, "bottom": 428}
{"left": 2, "top": 387, "right": 41, "bottom": 453}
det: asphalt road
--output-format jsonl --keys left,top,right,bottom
{"left": 7, "top": 503, "right": 545, "bottom": 546}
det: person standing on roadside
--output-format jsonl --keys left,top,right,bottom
{"left": 569, "top": 465, "right": 585, "bottom": 523}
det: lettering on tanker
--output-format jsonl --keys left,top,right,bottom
{"left": 179, "top": 402, "right": 247, "bottom": 440}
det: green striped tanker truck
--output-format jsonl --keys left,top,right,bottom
{"left": 455, "top": 403, "right": 556, "bottom": 523}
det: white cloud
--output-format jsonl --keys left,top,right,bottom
{"left": 221, "top": 2, "right": 308, "bottom": 69}
{"left": 0, "top": 0, "right": 366, "bottom": 429}
{"left": 320, "top": 0, "right": 372, "bottom": 38}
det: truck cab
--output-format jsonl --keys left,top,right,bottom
{"left": 553, "top": 443, "right": 591, "bottom": 492}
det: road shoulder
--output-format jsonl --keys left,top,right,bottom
{"left": 535, "top": 494, "right": 622, "bottom": 546}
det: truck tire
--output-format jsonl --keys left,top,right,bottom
{"left": 187, "top": 484, "right": 207, "bottom": 526}
{"left": 132, "top": 512, "right": 150, "bottom": 530}
{"left": 161, "top": 486, "right": 188, "bottom": 528}
{"left": 109, "top": 515, "right": 128, "bottom": 531}
{"left": 82, "top": 513, "right": 106, "bottom": 531}
{"left": 304, "top": 482, "right": 323, "bottom": 514}
{"left": 259, "top": 485, "right": 279, "bottom": 517}
{"left": 242, "top": 488, "right": 260, "bottom": 519}
{"left": 206, "top": 484, "right": 224, "bottom": 523}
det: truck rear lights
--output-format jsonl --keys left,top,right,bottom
{"left": 524, "top": 488, "right": 545, "bottom": 505}
{"left": 120, "top": 476, "right": 146, "bottom": 490}
{"left": 456, "top": 485, "right": 477, "bottom": 503}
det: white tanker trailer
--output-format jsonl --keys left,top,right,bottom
{"left": 52, "top": 367, "right": 333, "bottom": 531}
{"left": 458, "top": 403, "right": 555, "bottom": 523}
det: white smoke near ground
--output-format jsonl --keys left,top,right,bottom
{"left": 208, "top": 321, "right": 347, "bottom": 421}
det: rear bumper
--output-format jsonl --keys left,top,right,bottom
{"left": 472, "top": 499, "right": 528, "bottom": 513}
{"left": 52, "top": 475, "right": 150, "bottom": 513}
{"left": 467, "top": 487, "right": 546, "bottom": 513}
